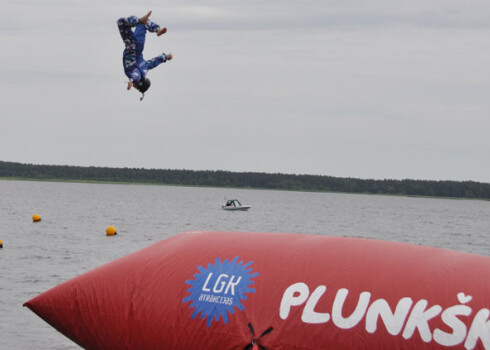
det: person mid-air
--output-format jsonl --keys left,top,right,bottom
{"left": 117, "top": 11, "right": 172, "bottom": 100}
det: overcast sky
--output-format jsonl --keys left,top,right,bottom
{"left": 1, "top": 0, "right": 489, "bottom": 182}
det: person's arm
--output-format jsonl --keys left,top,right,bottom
{"left": 126, "top": 70, "right": 142, "bottom": 90}
{"left": 146, "top": 53, "right": 173, "bottom": 70}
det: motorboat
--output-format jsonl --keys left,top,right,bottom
{"left": 222, "top": 199, "right": 251, "bottom": 211}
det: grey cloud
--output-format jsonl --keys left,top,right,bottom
{"left": 1, "top": 0, "right": 489, "bottom": 181}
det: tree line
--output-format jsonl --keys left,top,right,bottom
{"left": 0, "top": 160, "right": 489, "bottom": 199}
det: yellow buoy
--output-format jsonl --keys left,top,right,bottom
{"left": 32, "top": 214, "right": 41, "bottom": 222}
{"left": 106, "top": 226, "right": 117, "bottom": 236}
{"left": 0, "top": 239, "right": 3, "bottom": 248}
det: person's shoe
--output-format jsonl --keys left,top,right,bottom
{"left": 157, "top": 27, "right": 167, "bottom": 36}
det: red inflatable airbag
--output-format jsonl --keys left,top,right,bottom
{"left": 24, "top": 231, "right": 490, "bottom": 349}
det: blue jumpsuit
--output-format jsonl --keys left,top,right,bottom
{"left": 117, "top": 16, "right": 169, "bottom": 83}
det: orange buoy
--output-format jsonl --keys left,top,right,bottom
{"left": 32, "top": 214, "right": 41, "bottom": 222}
{"left": 0, "top": 238, "right": 3, "bottom": 248}
{"left": 106, "top": 226, "right": 117, "bottom": 236}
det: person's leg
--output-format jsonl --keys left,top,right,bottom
{"left": 133, "top": 17, "right": 162, "bottom": 56}
{"left": 146, "top": 19, "right": 161, "bottom": 33}
{"left": 117, "top": 17, "right": 139, "bottom": 78}
{"left": 116, "top": 16, "right": 140, "bottom": 48}
{"left": 133, "top": 18, "right": 167, "bottom": 60}
{"left": 144, "top": 18, "right": 167, "bottom": 36}
{"left": 133, "top": 24, "right": 148, "bottom": 58}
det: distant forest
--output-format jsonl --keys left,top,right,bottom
{"left": 1, "top": 160, "right": 489, "bottom": 200}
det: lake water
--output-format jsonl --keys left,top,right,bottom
{"left": 1, "top": 179, "right": 489, "bottom": 349}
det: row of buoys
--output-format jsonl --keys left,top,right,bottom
{"left": 31, "top": 214, "right": 117, "bottom": 236}
{"left": 0, "top": 217, "right": 118, "bottom": 251}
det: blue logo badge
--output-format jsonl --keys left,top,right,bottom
{"left": 183, "top": 256, "right": 259, "bottom": 327}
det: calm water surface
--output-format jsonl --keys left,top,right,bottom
{"left": 1, "top": 180, "right": 489, "bottom": 349}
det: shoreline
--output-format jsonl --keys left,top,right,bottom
{"left": 1, "top": 177, "right": 487, "bottom": 202}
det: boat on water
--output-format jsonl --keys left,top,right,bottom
{"left": 222, "top": 199, "right": 251, "bottom": 211}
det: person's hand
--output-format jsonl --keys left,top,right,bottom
{"left": 127, "top": 80, "right": 133, "bottom": 90}
{"left": 167, "top": 53, "right": 173, "bottom": 61}
{"left": 140, "top": 11, "right": 152, "bottom": 25}
{"left": 157, "top": 27, "right": 167, "bottom": 36}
